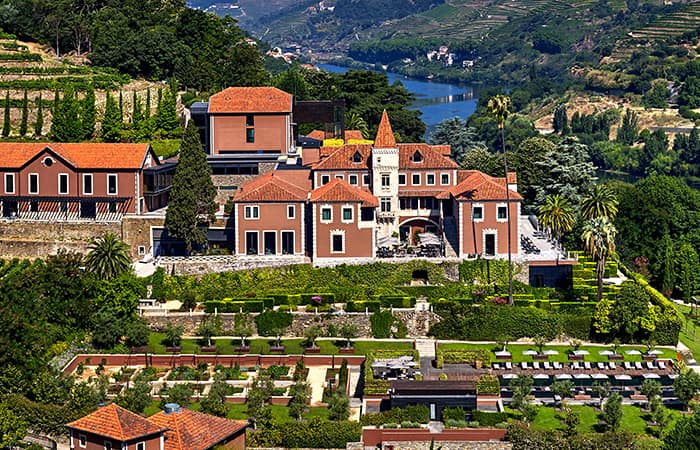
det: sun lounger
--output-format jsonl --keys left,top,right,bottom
{"left": 493, "top": 363, "right": 501, "bottom": 370}
{"left": 553, "top": 362, "right": 562, "bottom": 370}
{"left": 635, "top": 362, "right": 643, "bottom": 370}
{"left": 584, "top": 362, "right": 592, "bottom": 370}
{"left": 624, "top": 362, "right": 632, "bottom": 370}
{"left": 608, "top": 362, "right": 616, "bottom": 370}
{"left": 533, "top": 362, "right": 541, "bottom": 370}
{"left": 658, "top": 361, "right": 666, "bottom": 370}
{"left": 597, "top": 362, "right": 605, "bottom": 370}
{"left": 543, "top": 362, "right": 552, "bottom": 370}
{"left": 572, "top": 362, "right": 581, "bottom": 370}
{"left": 521, "top": 362, "right": 528, "bottom": 370}
{"left": 646, "top": 361, "right": 655, "bottom": 370}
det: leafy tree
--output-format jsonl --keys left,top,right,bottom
{"left": 609, "top": 281, "right": 650, "bottom": 340}
{"left": 674, "top": 370, "right": 700, "bottom": 410}
{"left": 534, "top": 137, "right": 596, "bottom": 206}
{"left": 510, "top": 137, "right": 555, "bottom": 205}
{"left": 552, "top": 103, "right": 568, "bottom": 134}
{"left": 551, "top": 381, "right": 574, "bottom": 406}
{"left": 487, "top": 94, "right": 514, "bottom": 304}
{"left": 592, "top": 381, "right": 611, "bottom": 408}
{"left": 115, "top": 378, "right": 152, "bottom": 414}
{"left": 581, "top": 217, "right": 617, "bottom": 302}
{"left": 34, "top": 94, "right": 43, "bottom": 136}
{"left": 345, "top": 112, "right": 369, "bottom": 138}
{"left": 123, "top": 317, "right": 150, "bottom": 348}
{"left": 581, "top": 184, "right": 618, "bottom": 220}
{"left": 164, "top": 122, "right": 216, "bottom": 254}
{"left": 304, "top": 325, "right": 323, "bottom": 349}
{"left": 0, "top": 402, "right": 27, "bottom": 448}
{"left": 275, "top": 69, "right": 310, "bottom": 100}
{"left": 164, "top": 324, "right": 183, "bottom": 347}
{"left": 562, "top": 406, "right": 579, "bottom": 437}
{"left": 643, "top": 80, "right": 669, "bottom": 108}
{"left": 67, "top": 382, "right": 99, "bottom": 418}
{"left": 255, "top": 310, "right": 292, "bottom": 338}
{"left": 593, "top": 297, "right": 614, "bottom": 335}
{"left": 91, "top": 309, "right": 124, "bottom": 349}
{"left": 510, "top": 374, "right": 534, "bottom": 410}
{"left": 2, "top": 91, "right": 9, "bottom": 137}
{"left": 676, "top": 242, "right": 700, "bottom": 302}
{"left": 94, "top": 274, "right": 142, "bottom": 318}
{"left": 19, "top": 90, "right": 28, "bottom": 137}
{"left": 233, "top": 312, "right": 254, "bottom": 347}
{"left": 163, "top": 383, "right": 194, "bottom": 408}
{"left": 339, "top": 323, "right": 358, "bottom": 349}
{"left": 328, "top": 393, "right": 350, "bottom": 421}
{"left": 154, "top": 88, "right": 180, "bottom": 136}
{"left": 460, "top": 147, "right": 503, "bottom": 175}
{"left": 640, "top": 378, "right": 661, "bottom": 409}
{"left": 679, "top": 76, "right": 700, "bottom": 108}
{"left": 247, "top": 375, "right": 274, "bottom": 418}
{"left": 430, "top": 117, "right": 487, "bottom": 166}
{"left": 200, "top": 379, "right": 230, "bottom": 417}
{"left": 662, "top": 408, "right": 700, "bottom": 449}
{"left": 660, "top": 233, "right": 675, "bottom": 295}
{"left": 81, "top": 84, "right": 96, "bottom": 139}
{"left": 288, "top": 380, "right": 310, "bottom": 420}
{"left": 84, "top": 232, "right": 131, "bottom": 280}
{"left": 197, "top": 315, "right": 220, "bottom": 347}
{"left": 51, "top": 85, "right": 82, "bottom": 141}
{"left": 603, "top": 392, "right": 622, "bottom": 431}
{"left": 538, "top": 195, "right": 575, "bottom": 248}
{"left": 616, "top": 109, "right": 639, "bottom": 145}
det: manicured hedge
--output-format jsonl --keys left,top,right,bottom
{"left": 300, "top": 293, "right": 335, "bottom": 304}
{"left": 476, "top": 375, "right": 500, "bottom": 395}
{"left": 471, "top": 410, "right": 508, "bottom": 426}
{"left": 247, "top": 418, "right": 361, "bottom": 448}
{"left": 204, "top": 300, "right": 264, "bottom": 313}
{"left": 0, "top": 52, "right": 41, "bottom": 61}
{"left": 346, "top": 300, "right": 381, "bottom": 313}
{"left": 376, "top": 295, "right": 416, "bottom": 308}
{"left": 360, "top": 404, "right": 430, "bottom": 426}
{"left": 436, "top": 348, "right": 491, "bottom": 368}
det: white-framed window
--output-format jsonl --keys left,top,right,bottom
{"left": 28, "top": 173, "right": 39, "bottom": 194}
{"left": 109, "top": 201, "right": 118, "bottom": 213}
{"left": 287, "top": 204, "right": 295, "bottom": 219}
{"left": 331, "top": 231, "right": 345, "bottom": 253}
{"left": 426, "top": 173, "right": 436, "bottom": 185}
{"left": 4, "top": 173, "right": 14, "bottom": 194}
{"left": 497, "top": 204, "right": 508, "bottom": 222}
{"left": 412, "top": 173, "right": 420, "bottom": 185}
{"left": 398, "top": 174, "right": 406, "bottom": 185}
{"left": 363, "top": 174, "right": 370, "bottom": 185}
{"left": 349, "top": 174, "right": 358, "bottom": 185}
{"left": 82, "top": 174, "right": 93, "bottom": 195}
{"left": 136, "top": 443, "right": 145, "bottom": 450}
{"left": 58, "top": 173, "right": 69, "bottom": 195}
{"left": 441, "top": 173, "right": 450, "bottom": 185}
{"left": 78, "top": 434, "right": 87, "bottom": 448}
{"left": 342, "top": 206, "right": 353, "bottom": 223}
{"left": 104, "top": 441, "right": 112, "bottom": 450}
{"left": 380, "top": 197, "right": 391, "bottom": 212}
{"left": 472, "top": 204, "right": 484, "bottom": 222}
{"left": 107, "top": 174, "right": 118, "bottom": 195}
{"left": 244, "top": 205, "right": 259, "bottom": 219}
{"left": 321, "top": 174, "right": 330, "bottom": 185}
{"left": 381, "top": 173, "right": 390, "bottom": 188}
{"left": 320, "top": 206, "right": 332, "bottom": 223}
{"left": 335, "top": 174, "right": 344, "bottom": 180}
{"left": 138, "top": 246, "right": 146, "bottom": 255}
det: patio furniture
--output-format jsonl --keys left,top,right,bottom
{"left": 543, "top": 362, "right": 552, "bottom": 370}
{"left": 493, "top": 363, "right": 501, "bottom": 370}
{"left": 624, "top": 362, "right": 633, "bottom": 370}
{"left": 533, "top": 362, "right": 541, "bottom": 370}
{"left": 597, "top": 362, "right": 606, "bottom": 370}
{"left": 521, "top": 362, "right": 529, "bottom": 370}
{"left": 634, "top": 362, "right": 643, "bottom": 370}
{"left": 646, "top": 361, "right": 655, "bottom": 370}
{"left": 584, "top": 362, "right": 592, "bottom": 370}
{"left": 572, "top": 362, "right": 581, "bottom": 370}
{"left": 658, "top": 361, "right": 666, "bottom": 370}
{"left": 608, "top": 362, "right": 616, "bottom": 370}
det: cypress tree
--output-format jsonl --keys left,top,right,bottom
{"left": 2, "top": 91, "right": 10, "bottom": 137}
{"left": 553, "top": 103, "right": 568, "bottom": 135}
{"left": 19, "top": 90, "right": 28, "bottom": 137}
{"left": 34, "top": 94, "right": 43, "bottom": 136}
{"left": 154, "top": 88, "right": 179, "bottom": 136}
{"left": 118, "top": 90, "right": 123, "bottom": 120}
{"left": 51, "top": 85, "right": 82, "bottom": 142}
{"left": 101, "top": 91, "right": 122, "bottom": 143}
{"left": 53, "top": 89, "right": 59, "bottom": 112}
{"left": 144, "top": 89, "right": 151, "bottom": 119}
{"left": 157, "top": 88, "right": 162, "bottom": 110}
{"left": 81, "top": 84, "right": 96, "bottom": 140}
{"left": 131, "top": 91, "right": 143, "bottom": 125}
{"left": 164, "top": 122, "right": 216, "bottom": 254}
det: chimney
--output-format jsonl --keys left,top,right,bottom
{"left": 164, "top": 403, "right": 181, "bottom": 414}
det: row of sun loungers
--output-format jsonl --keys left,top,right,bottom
{"left": 492, "top": 360, "right": 666, "bottom": 370}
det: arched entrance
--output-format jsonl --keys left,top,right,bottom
{"left": 398, "top": 218, "right": 440, "bottom": 245}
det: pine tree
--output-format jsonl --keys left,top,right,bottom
{"left": 154, "top": 88, "right": 179, "bottom": 136}
{"left": 164, "top": 122, "right": 216, "bottom": 254}
{"left": 101, "top": 91, "right": 122, "bottom": 143}
{"left": 2, "top": 91, "right": 10, "bottom": 137}
{"left": 19, "top": 90, "right": 28, "bottom": 137}
{"left": 34, "top": 94, "right": 43, "bottom": 136}
{"left": 51, "top": 85, "right": 82, "bottom": 142}
{"left": 81, "top": 84, "right": 96, "bottom": 140}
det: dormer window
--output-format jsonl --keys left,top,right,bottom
{"left": 352, "top": 151, "right": 362, "bottom": 163}
{"left": 412, "top": 151, "right": 423, "bottom": 163}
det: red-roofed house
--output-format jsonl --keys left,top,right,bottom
{"left": 0, "top": 143, "right": 173, "bottom": 220}
{"left": 66, "top": 403, "right": 168, "bottom": 450}
{"left": 309, "top": 178, "right": 378, "bottom": 263}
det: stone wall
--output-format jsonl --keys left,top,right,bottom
{"left": 378, "top": 442, "right": 511, "bottom": 450}
{"left": 144, "top": 309, "right": 441, "bottom": 338}
{"left": 212, "top": 162, "right": 277, "bottom": 204}
{"left": 0, "top": 220, "right": 120, "bottom": 259}
{"left": 157, "top": 255, "right": 309, "bottom": 276}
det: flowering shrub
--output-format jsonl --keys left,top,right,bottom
{"left": 492, "top": 296, "right": 508, "bottom": 306}
{"left": 311, "top": 295, "right": 323, "bottom": 306}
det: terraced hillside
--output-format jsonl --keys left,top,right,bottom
{"left": 0, "top": 36, "right": 162, "bottom": 139}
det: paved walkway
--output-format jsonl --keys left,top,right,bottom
{"left": 307, "top": 366, "right": 327, "bottom": 406}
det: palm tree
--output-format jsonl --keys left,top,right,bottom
{"left": 487, "top": 94, "right": 513, "bottom": 304}
{"left": 538, "top": 194, "right": 576, "bottom": 249}
{"left": 581, "top": 184, "right": 618, "bottom": 220}
{"left": 84, "top": 232, "right": 132, "bottom": 280}
{"left": 581, "top": 217, "right": 617, "bottom": 302}
{"left": 345, "top": 112, "right": 369, "bottom": 139}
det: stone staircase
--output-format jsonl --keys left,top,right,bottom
{"left": 415, "top": 339, "right": 436, "bottom": 360}
{"left": 442, "top": 216, "right": 459, "bottom": 258}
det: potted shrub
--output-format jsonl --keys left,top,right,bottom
{"left": 198, "top": 315, "right": 219, "bottom": 353}
{"left": 233, "top": 312, "right": 254, "bottom": 353}
{"left": 339, "top": 323, "right": 358, "bottom": 353}
{"left": 270, "top": 327, "right": 286, "bottom": 353}
{"left": 164, "top": 324, "right": 183, "bottom": 353}
{"left": 533, "top": 335, "right": 548, "bottom": 360}
{"left": 304, "top": 325, "right": 323, "bottom": 354}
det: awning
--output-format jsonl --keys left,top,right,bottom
{"left": 522, "top": 350, "right": 538, "bottom": 356}
{"left": 625, "top": 350, "right": 642, "bottom": 355}
{"left": 533, "top": 373, "right": 549, "bottom": 380}
{"left": 555, "top": 373, "right": 573, "bottom": 380}
{"left": 598, "top": 350, "right": 614, "bottom": 356}
{"left": 591, "top": 373, "right": 609, "bottom": 379}
{"left": 502, "top": 373, "right": 519, "bottom": 379}
{"left": 614, "top": 374, "right": 632, "bottom": 381}
{"left": 643, "top": 373, "right": 661, "bottom": 379}
{"left": 377, "top": 236, "right": 400, "bottom": 247}
{"left": 574, "top": 350, "right": 590, "bottom": 356}
{"left": 573, "top": 373, "right": 591, "bottom": 380}
{"left": 418, "top": 232, "right": 441, "bottom": 246}
{"left": 542, "top": 350, "right": 559, "bottom": 356}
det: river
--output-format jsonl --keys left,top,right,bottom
{"left": 318, "top": 63, "right": 477, "bottom": 138}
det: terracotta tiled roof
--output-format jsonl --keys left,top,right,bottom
{"left": 438, "top": 170, "right": 522, "bottom": 201}
{"left": 307, "top": 130, "right": 326, "bottom": 141}
{"left": 208, "top": 87, "right": 292, "bottom": 113}
{"left": 301, "top": 148, "right": 321, "bottom": 165}
{"left": 398, "top": 144, "right": 458, "bottom": 169}
{"left": 67, "top": 404, "right": 168, "bottom": 442}
{"left": 374, "top": 110, "right": 396, "bottom": 148}
{"left": 432, "top": 144, "right": 451, "bottom": 156}
{"left": 344, "top": 130, "right": 365, "bottom": 141}
{"left": 507, "top": 172, "right": 517, "bottom": 184}
{"left": 457, "top": 170, "right": 517, "bottom": 185}
{"left": 147, "top": 408, "right": 248, "bottom": 450}
{"left": 310, "top": 178, "right": 379, "bottom": 207}
{"left": 0, "top": 143, "right": 154, "bottom": 170}
{"left": 233, "top": 171, "right": 308, "bottom": 202}
{"left": 313, "top": 144, "right": 372, "bottom": 170}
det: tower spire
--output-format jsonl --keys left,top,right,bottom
{"left": 374, "top": 110, "right": 396, "bottom": 148}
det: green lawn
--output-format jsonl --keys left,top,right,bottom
{"left": 148, "top": 332, "right": 413, "bottom": 356}
{"left": 439, "top": 343, "right": 676, "bottom": 363}
{"left": 673, "top": 303, "right": 700, "bottom": 361}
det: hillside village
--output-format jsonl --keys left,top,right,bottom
{"left": 4, "top": 1, "right": 700, "bottom": 450}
